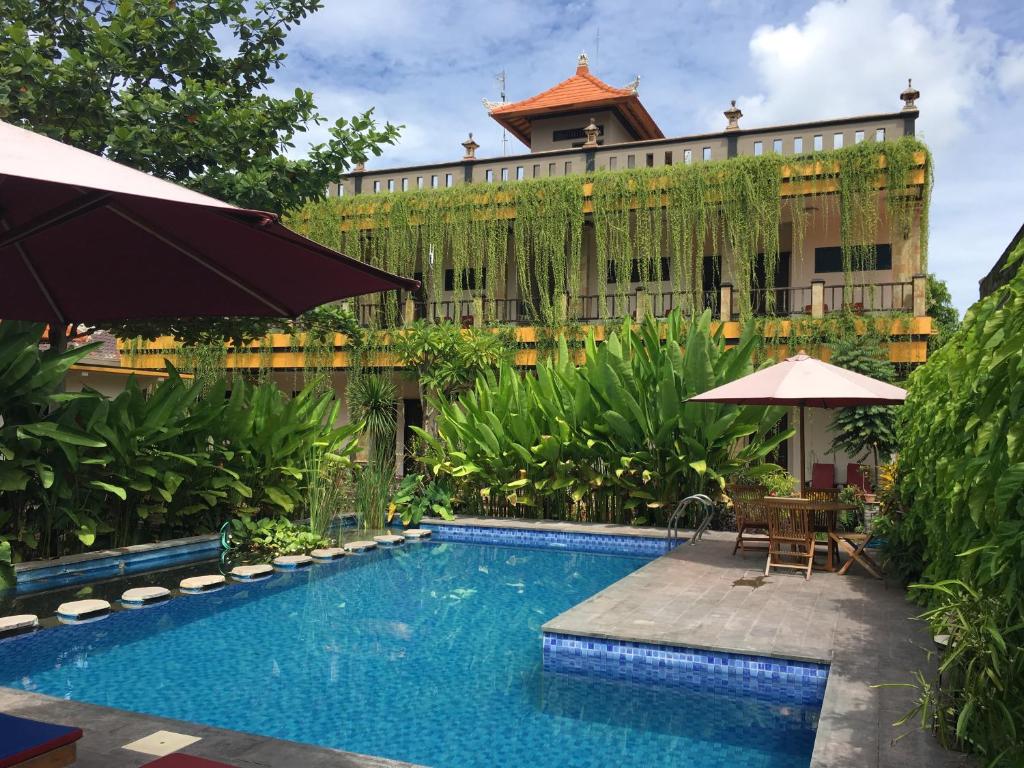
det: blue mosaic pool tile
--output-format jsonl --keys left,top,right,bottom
{"left": 424, "top": 524, "right": 679, "bottom": 557}
{"left": 542, "top": 632, "right": 828, "bottom": 706}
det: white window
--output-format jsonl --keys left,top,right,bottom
{"left": 683, "top": 149, "right": 692, "bottom": 164}
{"left": 702, "top": 147, "right": 711, "bottom": 161}
{"left": 813, "top": 134, "right": 823, "bottom": 151}
{"left": 854, "top": 130, "right": 864, "bottom": 144}
{"left": 793, "top": 137, "right": 804, "bottom": 153}
{"left": 387, "top": 179, "right": 395, "bottom": 192}
{"left": 445, "top": 173, "right": 453, "bottom": 187}
{"left": 753, "top": 141, "right": 763, "bottom": 156}
{"left": 833, "top": 132, "right": 844, "bottom": 149}
{"left": 773, "top": 138, "right": 782, "bottom": 154}
{"left": 485, "top": 169, "right": 494, "bottom": 183}
{"left": 373, "top": 180, "right": 381, "bottom": 193}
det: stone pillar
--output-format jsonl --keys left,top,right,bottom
{"left": 912, "top": 273, "right": 927, "bottom": 317}
{"left": 634, "top": 286, "right": 650, "bottom": 321}
{"left": 719, "top": 283, "right": 733, "bottom": 322}
{"left": 557, "top": 293, "right": 569, "bottom": 323}
{"left": 403, "top": 294, "right": 416, "bottom": 326}
{"left": 472, "top": 296, "right": 484, "bottom": 327}
{"left": 811, "top": 280, "right": 825, "bottom": 319}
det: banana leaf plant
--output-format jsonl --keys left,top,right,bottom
{"left": 415, "top": 309, "right": 792, "bottom": 524}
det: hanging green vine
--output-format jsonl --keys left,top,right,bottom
{"left": 286, "top": 137, "right": 931, "bottom": 325}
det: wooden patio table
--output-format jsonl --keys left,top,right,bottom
{"left": 761, "top": 497, "right": 860, "bottom": 572}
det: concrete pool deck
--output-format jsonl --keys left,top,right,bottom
{"left": 0, "top": 688, "right": 423, "bottom": 768}
{"left": 533, "top": 526, "right": 972, "bottom": 768}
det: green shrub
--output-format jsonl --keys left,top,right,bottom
{"left": 229, "top": 515, "right": 327, "bottom": 558}
{"left": 415, "top": 309, "right": 791, "bottom": 524}
{"left": 388, "top": 473, "right": 454, "bottom": 527}
{"left": 891, "top": 242, "right": 1024, "bottom": 762}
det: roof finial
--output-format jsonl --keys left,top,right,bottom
{"left": 724, "top": 99, "right": 742, "bottom": 131}
{"left": 461, "top": 132, "right": 479, "bottom": 160}
{"left": 577, "top": 51, "right": 589, "bottom": 75}
{"left": 900, "top": 78, "right": 920, "bottom": 112}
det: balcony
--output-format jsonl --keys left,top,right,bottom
{"left": 360, "top": 277, "right": 925, "bottom": 327}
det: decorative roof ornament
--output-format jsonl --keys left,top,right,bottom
{"left": 353, "top": 161, "right": 366, "bottom": 172}
{"left": 623, "top": 75, "right": 640, "bottom": 94}
{"left": 582, "top": 118, "right": 599, "bottom": 148}
{"left": 577, "top": 51, "right": 589, "bottom": 74}
{"left": 900, "top": 78, "right": 920, "bottom": 111}
{"left": 482, "top": 97, "right": 503, "bottom": 112}
{"left": 461, "top": 132, "right": 479, "bottom": 160}
{"left": 724, "top": 100, "right": 742, "bottom": 131}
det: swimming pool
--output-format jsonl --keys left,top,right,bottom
{"left": 0, "top": 538, "right": 822, "bottom": 767}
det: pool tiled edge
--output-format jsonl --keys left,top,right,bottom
{"left": 424, "top": 522, "right": 679, "bottom": 557}
{"left": 542, "top": 631, "right": 828, "bottom": 704}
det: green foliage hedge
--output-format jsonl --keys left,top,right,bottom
{"left": 0, "top": 323, "right": 358, "bottom": 583}
{"left": 893, "top": 243, "right": 1024, "bottom": 761}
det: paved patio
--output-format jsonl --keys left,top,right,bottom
{"left": 0, "top": 687, "right": 422, "bottom": 768}
{"left": 541, "top": 529, "right": 972, "bottom": 768}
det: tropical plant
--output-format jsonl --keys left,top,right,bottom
{"left": 761, "top": 470, "right": 798, "bottom": 498}
{"left": 388, "top": 473, "right": 455, "bottom": 527}
{"left": 926, "top": 274, "right": 959, "bottom": 353}
{"left": 887, "top": 240, "right": 1024, "bottom": 761}
{"left": 887, "top": 578, "right": 1024, "bottom": 764}
{"left": 415, "top": 310, "right": 792, "bottom": 525}
{"left": 353, "top": 463, "right": 392, "bottom": 531}
{"left": 828, "top": 331, "right": 899, "bottom": 465}
{"left": 347, "top": 373, "right": 397, "bottom": 467}
{"left": 229, "top": 515, "right": 328, "bottom": 558}
{"left": 390, "top": 322, "right": 516, "bottom": 436}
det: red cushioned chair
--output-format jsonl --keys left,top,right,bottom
{"left": 810, "top": 462, "right": 836, "bottom": 490}
{"left": 846, "top": 463, "right": 872, "bottom": 492}
{"left": 0, "top": 712, "right": 82, "bottom": 767}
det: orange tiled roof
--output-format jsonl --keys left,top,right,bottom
{"left": 487, "top": 55, "right": 663, "bottom": 147}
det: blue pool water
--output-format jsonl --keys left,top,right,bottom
{"left": 0, "top": 540, "right": 820, "bottom": 767}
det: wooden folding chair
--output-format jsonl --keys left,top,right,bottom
{"left": 765, "top": 502, "right": 815, "bottom": 580}
{"left": 728, "top": 485, "right": 770, "bottom": 556}
{"left": 831, "top": 532, "right": 882, "bottom": 578}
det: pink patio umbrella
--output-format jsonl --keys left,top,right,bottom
{"left": 0, "top": 119, "right": 417, "bottom": 330}
{"left": 689, "top": 352, "right": 906, "bottom": 492}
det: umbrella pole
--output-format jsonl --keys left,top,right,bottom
{"left": 799, "top": 404, "right": 806, "bottom": 497}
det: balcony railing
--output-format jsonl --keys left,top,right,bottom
{"left": 357, "top": 278, "right": 923, "bottom": 328}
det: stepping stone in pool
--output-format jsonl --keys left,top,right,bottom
{"left": 179, "top": 574, "right": 225, "bottom": 594}
{"left": 56, "top": 599, "right": 111, "bottom": 623}
{"left": 373, "top": 534, "right": 405, "bottom": 547}
{"left": 272, "top": 554, "right": 313, "bottom": 570}
{"left": 230, "top": 564, "right": 274, "bottom": 581}
{"left": 310, "top": 547, "right": 348, "bottom": 561}
{"left": 343, "top": 540, "right": 377, "bottom": 554}
{"left": 403, "top": 529, "right": 432, "bottom": 540}
{"left": 121, "top": 586, "right": 171, "bottom": 608}
{"left": 0, "top": 614, "right": 39, "bottom": 637}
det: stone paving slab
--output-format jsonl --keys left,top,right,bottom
{"left": 0, "top": 688, "right": 423, "bottom": 768}
{"left": 542, "top": 529, "right": 973, "bottom": 768}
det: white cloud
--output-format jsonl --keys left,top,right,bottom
{"left": 266, "top": 0, "right": 1024, "bottom": 312}
{"left": 740, "top": 0, "right": 999, "bottom": 147}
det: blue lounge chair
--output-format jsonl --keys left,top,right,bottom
{"left": 0, "top": 712, "right": 82, "bottom": 767}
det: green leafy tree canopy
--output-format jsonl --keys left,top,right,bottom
{"left": 0, "top": 0, "right": 400, "bottom": 214}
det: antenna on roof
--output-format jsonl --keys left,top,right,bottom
{"left": 594, "top": 27, "right": 600, "bottom": 70}
{"left": 495, "top": 69, "right": 508, "bottom": 156}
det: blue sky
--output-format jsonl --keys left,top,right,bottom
{"left": 276, "top": 0, "right": 1024, "bottom": 313}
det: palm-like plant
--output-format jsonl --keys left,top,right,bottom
{"left": 415, "top": 310, "right": 792, "bottom": 525}
{"left": 347, "top": 373, "right": 397, "bottom": 467}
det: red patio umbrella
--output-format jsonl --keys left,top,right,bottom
{"left": 0, "top": 119, "right": 417, "bottom": 327}
{"left": 689, "top": 352, "right": 906, "bottom": 492}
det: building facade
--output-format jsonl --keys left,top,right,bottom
{"left": 127, "top": 56, "right": 933, "bottom": 486}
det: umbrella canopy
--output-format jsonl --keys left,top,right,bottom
{"left": 0, "top": 119, "right": 418, "bottom": 325}
{"left": 690, "top": 352, "right": 907, "bottom": 492}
